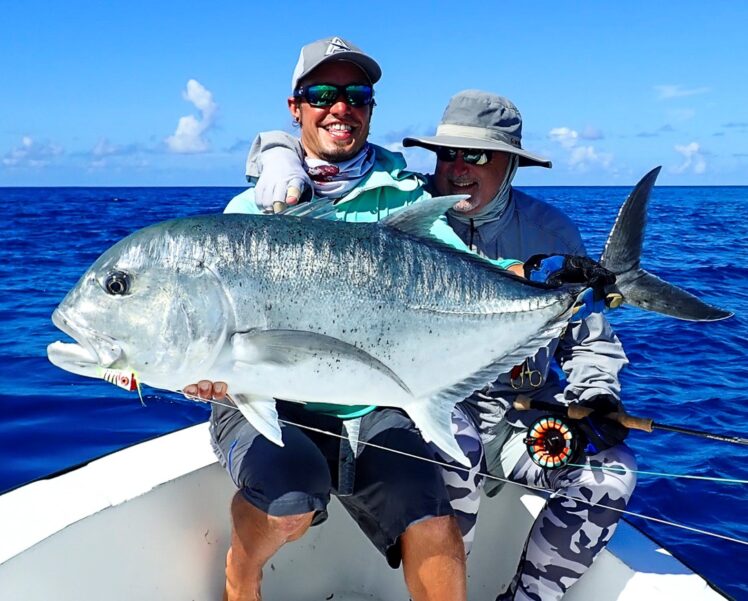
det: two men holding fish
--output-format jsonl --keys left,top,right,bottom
{"left": 48, "top": 35, "right": 728, "bottom": 601}
{"left": 189, "top": 37, "right": 635, "bottom": 600}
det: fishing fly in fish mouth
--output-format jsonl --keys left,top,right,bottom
{"left": 48, "top": 49, "right": 735, "bottom": 601}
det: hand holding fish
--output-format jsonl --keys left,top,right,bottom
{"left": 523, "top": 254, "right": 618, "bottom": 319}
{"left": 524, "top": 254, "right": 616, "bottom": 289}
{"left": 182, "top": 380, "right": 229, "bottom": 402}
{"left": 253, "top": 147, "right": 312, "bottom": 214}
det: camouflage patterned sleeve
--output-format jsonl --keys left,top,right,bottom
{"left": 553, "top": 312, "right": 629, "bottom": 405}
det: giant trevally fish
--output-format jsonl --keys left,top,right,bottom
{"left": 47, "top": 167, "right": 730, "bottom": 466}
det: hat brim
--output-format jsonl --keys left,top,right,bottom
{"left": 403, "top": 135, "right": 551, "bottom": 168}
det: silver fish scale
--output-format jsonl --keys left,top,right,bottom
{"left": 115, "top": 213, "right": 574, "bottom": 342}
{"left": 53, "top": 211, "right": 585, "bottom": 464}
{"left": 139, "top": 216, "right": 570, "bottom": 389}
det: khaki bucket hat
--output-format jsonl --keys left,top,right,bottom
{"left": 403, "top": 90, "right": 551, "bottom": 168}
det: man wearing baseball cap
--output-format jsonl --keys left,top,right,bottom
{"left": 190, "top": 37, "right": 488, "bottom": 601}
{"left": 404, "top": 90, "right": 636, "bottom": 601}
{"left": 245, "top": 87, "right": 636, "bottom": 601}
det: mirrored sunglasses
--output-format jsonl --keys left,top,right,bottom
{"left": 434, "top": 147, "right": 493, "bottom": 166}
{"left": 294, "top": 84, "right": 375, "bottom": 108}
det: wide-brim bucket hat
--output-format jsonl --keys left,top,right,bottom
{"left": 403, "top": 90, "right": 551, "bottom": 168}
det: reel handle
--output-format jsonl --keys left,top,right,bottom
{"left": 513, "top": 395, "right": 654, "bottom": 432}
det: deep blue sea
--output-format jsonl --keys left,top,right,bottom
{"left": 2, "top": 186, "right": 747, "bottom": 598}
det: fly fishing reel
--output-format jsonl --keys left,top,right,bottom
{"left": 524, "top": 415, "right": 581, "bottom": 469}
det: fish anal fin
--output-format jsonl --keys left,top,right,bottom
{"left": 404, "top": 312, "right": 571, "bottom": 467}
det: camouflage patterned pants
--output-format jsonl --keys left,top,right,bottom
{"left": 428, "top": 403, "right": 486, "bottom": 555}
{"left": 496, "top": 433, "right": 638, "bottom": 601}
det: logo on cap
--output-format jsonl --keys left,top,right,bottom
{"left": 326, "top": 37, "right": 351, "bottom": 55}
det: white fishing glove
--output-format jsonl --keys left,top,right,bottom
{"left": 253, "top": 146, "right": 313, "bottom": 213}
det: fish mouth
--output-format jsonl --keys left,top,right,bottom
{"left": 47, "top": 309, "right": 123, "bottom": 379}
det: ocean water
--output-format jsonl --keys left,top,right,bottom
{"left": 1, "top": 185, "right": 747, "bottom": 599}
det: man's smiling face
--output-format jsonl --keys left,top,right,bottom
{"left": 289, "top": 61, "right": 373, "bottom": 162}
{"left": 434, "top": 150, "right": 510, "bottom": 215}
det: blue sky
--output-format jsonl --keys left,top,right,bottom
{"left": 2, "top": 1, "right": 747, "bottom": 186}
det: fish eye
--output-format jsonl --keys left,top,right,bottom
{"left": 104, "top": 271, "right": 131, "bottom": 296}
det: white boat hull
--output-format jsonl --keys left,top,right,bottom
{"left": 0, "top": 423, "right": 728, "bottom": 600}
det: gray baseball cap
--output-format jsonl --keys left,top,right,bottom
{"left": 291, "top": 36, "right": 382, "bottom": 91}
{"left": 403, "top": 90, "right": 551, "bottom": 168}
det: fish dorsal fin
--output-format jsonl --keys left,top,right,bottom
{"left": 380, "top": 195, "right": 469, "bottom": 238}
{"left": 283, "top": 198, "right": 339, "bottom": 220}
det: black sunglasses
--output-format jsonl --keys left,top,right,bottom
{"left": 434, "top": 147, "right": 493, "bottom": 166}
{"left": 294, "top": 83, "right": 375, "bottom": 108}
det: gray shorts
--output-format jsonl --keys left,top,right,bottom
{"left": 210, "top": 400, "right": 454, "bottom": 567}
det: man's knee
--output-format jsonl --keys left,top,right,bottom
{"left": 403, "top": 516, "right": 465, "bottom": 558}
{"left": 584, "top": 443, "right": 638, "bottom": 502}
{"left": 232, "top": 493, "right": 315, "bottom": 542}
{"left": 266, "top": 512, "right": 315, "bottom": 541}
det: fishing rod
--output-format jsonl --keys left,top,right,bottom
{"left": 513, "top": 395, "right": 748, "bottom": 446}
{"left": 114, "top": 380, "right": 748, "bottom": 544}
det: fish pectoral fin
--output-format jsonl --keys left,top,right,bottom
{"left": 231, "top": 394, "right": 284, "bottom": 447}
{"left": 405, "top": 399, "right": 470, "bottom": 467}
{"left": 231, "top": 329, "right": 411, "bottom": 395}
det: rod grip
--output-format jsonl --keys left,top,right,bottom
{"left": 514, "top": 395, "right": 654, "bottom": 432}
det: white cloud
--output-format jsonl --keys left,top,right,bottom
{"left": 548, "top": 127, "right": 612, "bottom": 172}
{"left": 3, "top": 136, "right": 63, "bottom": 167}
{"left": 673, "top": 142, "right": 706, "bottom": 174}
{"left": 655, "top": 85, "right": 710, "bottom": 100}
{"left": 569, "top": 145, "right": 613, "bottom": 171}
{"left": 548, "top": 127, "right": 578, "bottom": 149}
{"left": 166, "top": 79, "right": 218, "bottom": 153}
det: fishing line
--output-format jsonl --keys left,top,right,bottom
{"left": 183, "top": 393, "right": 748, "bottom": 548}
{"left": 179, "top": 393, "right": 748, "bottom": 486}
{"left": 564, "top": 462, "right": 748, "bottom": 485}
